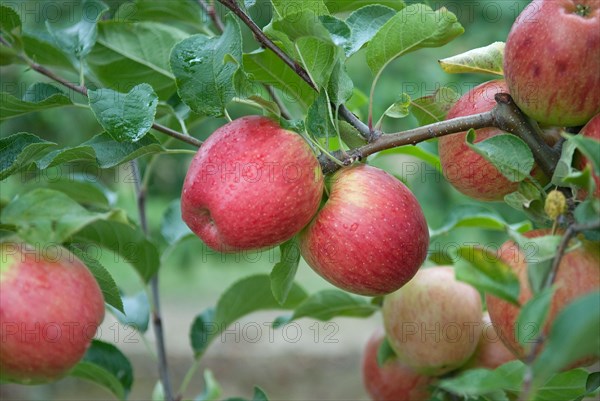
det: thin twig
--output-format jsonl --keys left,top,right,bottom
{"left": 131, "top": 161, "right": 175, "bottom": 401}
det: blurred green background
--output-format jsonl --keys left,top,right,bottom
{"left": 1, "top": 0, "right": 530, "bottom": 399}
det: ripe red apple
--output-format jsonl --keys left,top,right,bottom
{"left": 486, "top": 229, "right": 600, "bottom": 365}
{"left": 362, "top": 329, "right": 434, "bottom": 401}
{"left": 181, "top": 116, "right": 324, "bottom": 253}
{"left": 382, "top": 267, "right": 482, "bottom": 375}
{"left": 0, "top": 242, "right": 105, "bottom": 384}
{"left": 299, "top": 164, "right": 429, "bottom": 296}
{"left": 576, "top": 113, "right": 600, "bottom": 198}
{"left": 461, "top": 313, "right": 515, "bottom": 370}
{"left": 439, "top": 80, "right": 522, "bottom": 201}
{"left": 504, "top": 0, "right": 600, "bottom": 127}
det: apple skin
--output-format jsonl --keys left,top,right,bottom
{"left": 486, "top": 229, "right": 600, "bottom": 366}
{"left": 439, "top": 80, "right": 521, "bottom": 201}
{"left": 299, "top": 164, "right": 429, "bottom": 296}
{"left": 362, "top": 329, "right": 434, "bottom": 401}
{"left": 0, "top": 242, "right": 105, "bottom": 384}
{"left": 382, "top": 267, "right": 482, "bottom": 376}
{"left": 577, "top": 114, "right": 600, "bottom": 198}
{"left": 504, "top": 0, "right": 600, "bottom": 127}
{"left": 181, "top": 116, "right": 324, "bottom": 253}
{"left": 460, "top": 313, "right": 515, "bottom": 370}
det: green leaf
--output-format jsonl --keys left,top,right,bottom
{"left": 587, "top": 372, "right": 600, "bottom": 393}
{"left": 438, "top": 361, "right": 525, "bottom": 396}
{"left": 161, "top": 199, "right": 193, "bottom": 245}
{"left": 244, "top": 49, "right": 316, "bottom": 109}
{"left": 270, "top": 238, "right": 301, "bottom": 305}
{"left": 306, "top": 91, "right": 336, "bottom": 138}
{"left": 338, "top": 120, "right": 366, "bottom": 148}
{"left": 376, "top": 336, "right": 396, "bottom": 366}
{"left": 0, "top": 4, "right": 23, "bottom": 59}
{"left": 366, "top": 4, "right": 463, "bottom": 78}
{"left": 430, "top": 205, "right": 531, "bottom": 239}
{"left": 0, "top": 4, "right": 21, "bottom": 36}
{"left": 68, "top": 245, "right": 124, "bottom": 313}
{"left": 87, "top": 21, "right": 187, "bottom": 99}
{"left": 535, "top": 369, "right": 591, "bottom": 401}
{"left": 276, "top": 289, "right": 378, "bottom": 325}
{"left": 223, "top": 387, "right": 270, "bottom": 401}
{"left": 109, "top": 291, "right": 150, "bottom": 333}
{"left": 344, "top": 5, "right": 396, "bottom": 57}
{"left": 190, "top": 275, "right": 307, "bottom": 357}
{"left": 376, "top": 144, "right": 442, "bottom": 172}
{"left": 574, "top": 200, "right": 600, "bottom": 241}
{"left": 30, "top": 175, "right": 114, "bottom": 209}
{"left": 195, "top": 370, "right": 222, "bottom": 401}
{"left": 504, "top": 181, "right": 547, "bottom": 225}
{"left": 115, "top": 0, "right": 206, "bottom": 31}
{"left": 516, "top": 286, "right": 555, "bottom": 349}
{"left": 570, "top": 133, "right": 600, "bottom": 176}
{"left": 0, "top": 132, "right": 55, "bottom": 180}
{"left": 45, "top": 0, "right": 108, "bottom": 59}
{"left": 551, "top": 137, "right": 577, "bottom": 186}
{"left": 327, "top": 60, "right": 353, "bottom": 107}
{"left": 410, "top": 86, "right": 459, "bottom": 126}
{"left": 325, "top": 0, "right": 405, "bottom": 13}
{"left": 466, "top": 131, "right": 534, "bottom": 182}
{"left": 73, "top": 220, "right": 160, "bottom": 283}
{"left": 1, "top": 83, "right": 73, "bottom": 121}
{"left": 319, "top": 15, "right": 351, "bottom": 46}
{"left": 271, "top": 0, "right": 328, "bottom": 19}
{"left": 533, "top": 291, "right": 600, "bottom": 382}
{"left": 70, "top": 340, "right": 133, "bottom": 399}
{"left": 382, "top": 92, "right": 411, "bottom": 120}
{"left": 1, "top": 188, "right": 125, "bottom": 245}
{"left": 88, "top": 84, "right": 158, "bottom": 142}
{"left": 455, "top": 245, "right": 521, "bottom": 305}
{"left": 439, "top": 42, "right": 505, "bottom": 76}
{"left": 36, "top": 132, "right": 165, "bottom": 170}
{"left": 170, "top": 19, "right": 242, "bottom": 116}
{"left": 296, "top": 36, "right": 340, "bottom": 89}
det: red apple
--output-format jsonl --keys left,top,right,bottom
{"left": 0, "top": 242, "right": 105, "bottom": 384}
{"left": 181, "top": 116, "right": 324, "bottom": 253}
{"left": 299, "top": 164, "right": 429, "bottom": 296}
{"left": 362, "top": 329, "right": 434, "bottom": 401}
{"left": 461, "top": 313, "right": 515, "bottom": 370}
{"left": 382, "top": 267, "right": 482, "bottom": 376}
{"left": 486, "top": 229, "right": 600, "bottom": 366}
{"left": 439, "top": 80, "right": 522, "bottom": 201}
{"left": 576, "top": 113, "right": 600, "bottom": 197}
{"left": 504, "top": 0, "right": 600, "bottom": 127}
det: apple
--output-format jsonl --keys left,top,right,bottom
{"left": 576, "top": 113, "right": 600, "bottom": 198}
{"left": 181, "top": 116, "right": 324, "bottom": 253}
{"left": 461, "top": 313, "right": 515, "bottom": 370}
{"left": 486, "top": 229, "right": 600, "bottom": 366}
{"left": 439, "top": 80, "right": 523, "bottom": 201}
{"left": 362, "top": 329, "right": 434, "bottom": 401}
{"left": 504, "top": 0, "right": 600, "bottom": 127}
{"left": 299, "top": 164, "right": 429, "bottom": 296}
{"left": 382, "top": 267, "right": 482, "bottom": 375}
{"left": 0, "top": 242, "right": 105, "bottom": 384}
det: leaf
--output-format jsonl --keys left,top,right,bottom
{"left": 73, "top": 220, "right": 160, "bottom": 283}
{"left": 410, "top": 86, "right": 460, "bottom": 126}
{"left": 271, "top": 0, "right": 328, "bottom": 19}
{"left": 586, "top": 372, "right": 600, "bottom": 393}
{"left": 1, "top": 188, "right": 125, "bottom": 245}
{"left": 439, "top": 42, "right": 505, "bottom": 76}
{"left": 115, "top": 0, "right": 206, "bottom": 31}
{"left": 195, "top": 370, "right": 222, "bottom": 401}
{"left": 574, "top": 200, "right": 600, "bottom": 241}
{"left": 70, "top": 340, "right": 133, "bottom": 399}
{"left": 36, "top": 132, "right": 165, "bottom": 170}
{"left": 45, "top": 0, "right": 108, "bottom": 59}
{"left": 1, "top": 83, "right": 73, "bottom": 121}
{"left": 31, "top": 175, "right": 114, "bottom": 209}
{"left": 244, "top": 49, "right": 316, "bottom": 109}
{"left": 569, "top": 133, "right": 600, "bottom": 175}
{"left": 190, "top": 275, "right": 307, "bottom": 357}
{"left": 438, "top": 361, "right": 525, "bottom": 396}
{"left": 535, "top": 369, "right": 592, "bottom": 401}
{"left": 455, "top": 245, "right": 521, "bottom": 305}
{"left": 270, "top": 238, "right": 301, "bottom": 305}
{"left": 109, "top": 291, "right": 150, "bottom": 333}
{"left": 533, "top": 291, "right": 600, "bottom": 383}
{"left": 466, "top": 131, "right": 534, "bottom": 182}
{"left": 325, "top": 0, "right": 405, "bottom": 13}
{"left": 170, "top": 18, "right": 242, "bottom": 116}
{"left": 276, "top": 289, "right": 378, "bottom": 325}
{"left": 306, "top": 91, "right": 336, "bottom": 138}
{"left": 0, "top": 4, "right": 21, "bottom": 38}
{"left": 223, "top": 387, "right": 270, "bottom": 401}
{"left": 0, "top": 132, "right": 55, "bottom": 180}
{"left": 382, "top": 92, "right": 411, "bottom": 120}
{"left": 319, "top": 15, "right": 350, "bottom": 46}
{"left": 376, "top": 144, "right": 442, "bottom": 172}
{"left": 296, "top": 36, "right": 340, "bottom": 89}
{"left": 68, "top": 245, "right": 124, "bottom": 313}
{"left": 344, "top": 5, "right": 396, "bottom": 57}
{"left": 161, "top": 199, "right": 193, "bottom": 245}
{"left": 338, "top": 120, "right": 366, "bottom": 148}
{"left": 327, "top": 60, "right": 353, "bottom": 106}
{"left": 88, "top": 84, "right": 158, "bottom": 142}
{"left": 376, "top": 336, "right": 396, "bottom": 366}
{"left": 516, "top": 286, "right": 555, "bottom": 348}
{"left": 551, "top": 137, "right": 577, "bottom": 186}
{"left": 366, "top": 4, "right": 463, "bottom": 78}
{"left": 87, "top": 21, "right": 187, "bottom": 99}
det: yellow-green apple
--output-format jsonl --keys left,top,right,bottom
{"left": 362, "top": 329, "right": 434, "bottom": 401}
{"left": 486, "top": 229, "right": 600, "bottom": 366}
{"left": 504, "top": 0, "right": 600, "bottom": 127}
{"left": 382, "top": 267, "right": 482, "bottom": 375}
{"left": 299, "top": 164, "right": 429, "bottom": 296}
{"left": 576, "top": 113, "right": 600, "bottom": 197}
{"left": 181, "top": 116, "right": 324, "bottom": 253}
{"left": 461, "top": 313, "right": 515, "bottom": 370}
{"left": 0, "top": 242, "right": 105, "bottom": 383}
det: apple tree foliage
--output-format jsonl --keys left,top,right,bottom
{"left": 0, "top": 0, "right": 599, "bottom": 400}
